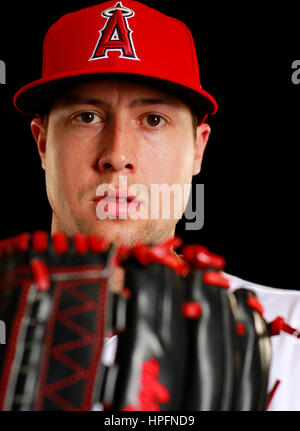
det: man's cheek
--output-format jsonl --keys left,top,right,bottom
{"left": 45, "top": 158, "right": 68, "bottom": 208}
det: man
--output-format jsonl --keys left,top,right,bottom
{"left": 11, "top": 0, "right": 300, "bottom": 411}
{"left": 14, "top": 0, "right": 215, "bottom": 247}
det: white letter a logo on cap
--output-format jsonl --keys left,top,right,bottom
{"left": 90, "top": 2, "right": 139, "bottom": 61}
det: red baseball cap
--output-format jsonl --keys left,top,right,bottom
{"left": 13, "top": 1, "right": 217, "bottom": 120}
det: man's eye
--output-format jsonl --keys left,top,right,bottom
{"left": 75, "top": 112, "right": 102, "bottom": 124}
{"left": 143, "top": 114, "right": 167, "bottom": 128}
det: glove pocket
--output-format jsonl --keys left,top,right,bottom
{"left": 102, "top": 258, "right": 187, "bottom": 411}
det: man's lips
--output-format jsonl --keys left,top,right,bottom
{"left": 92, "top": 190, "right": 141, "bottom": 218}
{"left": 94, "top": 191, "right": 136, "bottom": 202}
{"left": 92, "top": 190, "right": 139, "bottom": 204}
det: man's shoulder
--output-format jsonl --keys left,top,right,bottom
{"left": 225, "top": 272, "right": 300, "bottom": 411}
{"left": 224, "top": 272, "right": 300, "bottom": 322}
{"left": 224, "top": 272, "right": 300, "bottom": 296}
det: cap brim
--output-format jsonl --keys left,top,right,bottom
{"left": 14, "top": 72, "right": 217, "bottom": 121}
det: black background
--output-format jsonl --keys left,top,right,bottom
{"left": 0, "top": 1, "right": 299, "bottom": 290}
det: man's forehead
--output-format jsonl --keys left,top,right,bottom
{"left": 52, "top": 78, "right": 190, "bottom": 111}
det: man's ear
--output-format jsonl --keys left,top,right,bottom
{"left": 193, "top": 122, "right": 211, "bottom": 176}
{"left": 31, "top": 116, "right": 47, "bottom": 170}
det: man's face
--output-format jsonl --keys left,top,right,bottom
{"left": 31, "top": 79, "right": 210, "bottom": 246}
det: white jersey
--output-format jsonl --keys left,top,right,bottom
{"left": 225, "top": 273, "right": 300, "bottom": 411}
{"left": 101, "top": 274, "right": 300, "bottom": 411}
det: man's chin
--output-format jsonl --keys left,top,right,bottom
{"left": 73, "top": 218, "right": 175, "bottom": 247}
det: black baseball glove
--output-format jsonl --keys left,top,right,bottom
{"left": 0, "top": 233, "right": 272, "bottom": 411}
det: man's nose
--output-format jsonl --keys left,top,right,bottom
{"left": 96, "top": 118, "right": 137, "bottom": 174}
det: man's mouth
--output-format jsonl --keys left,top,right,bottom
{"left": 92, "top": 190, "right": 141, "bottom": 219}
{"left": 92, "top": 190, "right": 138, "bottom": 203}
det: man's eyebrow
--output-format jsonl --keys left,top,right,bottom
{"left": 55, "top": 94, "right": 181, "bottom": 109}
{"left": 55, "top": 94, "right": 111, "bottom": 109}
{"left": 128, "top": 96, "right": 181, "bottom": 108}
